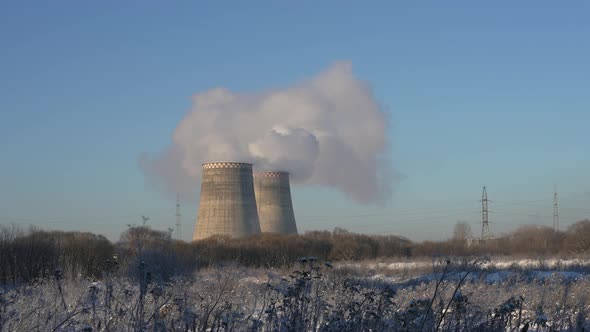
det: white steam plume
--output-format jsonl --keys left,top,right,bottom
{"left": 139, "top": 61, "right": 393, "bottom": 204}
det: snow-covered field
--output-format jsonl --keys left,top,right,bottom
{"left": 345, "top": 257, "right": 590, "bottom": 273}
{"left": 1, "top": 257, "right": 590, "bottom": 331}
{"left": 341, "top": 257, "right": 590, "bottom": 283}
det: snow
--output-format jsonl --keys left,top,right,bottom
{"left": 344, "top": 258, "right": 590, "bottom": 272}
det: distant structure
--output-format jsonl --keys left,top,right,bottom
{"left": 553, "top": 185, "right": 559, "bottom": 231}
{"left": 175, "top": 193, "right": 182, "bottom": 240}
{"left": 480, "top": 186, "right": 491, "bottom": 241}
{"left": 254, "top": 171, "right": 298, "bottom": 234}
{"left": 193, "top": 162, "right": 261, "bottom": 240}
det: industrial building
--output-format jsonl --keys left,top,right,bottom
{"left": 254, "top": 171, "right": 298, "bottom": 235}
{"left": 193, "top": 162, "right": 261, "bottom": 240}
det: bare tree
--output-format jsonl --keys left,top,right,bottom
{"left": 565, "top": 219, "right": 590, "bottom": 254}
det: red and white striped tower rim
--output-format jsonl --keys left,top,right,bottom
{"left": 202, "top": 162, "right": 253, "bottom": 169}
{"left": 253, "top": 171, "right": 290, "bottom": 178}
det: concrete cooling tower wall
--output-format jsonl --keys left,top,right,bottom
{"left": 193, "top": 162, "right": 261, "bottom": 240}
{"left": 254, "top": 171, "right": 298, "bottom": 235}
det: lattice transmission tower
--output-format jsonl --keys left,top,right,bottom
{"left": 553, "top": 185, "right": 559, "bottom": 231}
{"left": 481, "top": 186, "right": 491, "bottom": 241}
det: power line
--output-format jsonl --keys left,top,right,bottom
{"left": 0, "top": 211, "right": 170, "bottom": 223}
{"left": 492, "top": 211, "right": 552, "bottom": 218}
{"left": 299, "top": 207, "right": 481, "bottom": 219}
{"left": 492, "top": 199, "right": 551, "bottom": 207}
{"left": 303, "top": 211, "right": 480, "bottom": 227}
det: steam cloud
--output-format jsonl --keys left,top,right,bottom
{"left": 139, "top": 62, "right": 393, "bottom": 204}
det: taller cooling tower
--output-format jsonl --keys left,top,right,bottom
{"left": 193, "top": 162, "right": 261, "bottom": 240}
{"left": 254, "top": 171, "right": 298, "bottom": 234}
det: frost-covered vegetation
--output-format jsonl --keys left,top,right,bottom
{"left": 1, "top": 221, "right": 590, "bottom": 331}
{"left": 1, "top": 257, "right": 590, "bottom": 331}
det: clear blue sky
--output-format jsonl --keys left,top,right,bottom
{"left": 1, "top": 1, "right": 589, "bottom": 242}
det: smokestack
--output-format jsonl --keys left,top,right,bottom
{"left": 193, "top": 162, "right": 261, "bottom": 240}
{"left": 254, "top": 171, "right": 298, "bottom": 235}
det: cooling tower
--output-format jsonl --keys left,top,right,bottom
{"left": 193, "top": 162, "right": 261, "bottom": 240}
{"left": 254, "top": 171, "right": 298, "bottom": 234}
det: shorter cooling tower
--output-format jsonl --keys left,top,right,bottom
{"left": 193, "top": 162, "right": 261, "bottom": 241}
{"left": 254, "top": 171, "right": 298, "bottom": 234}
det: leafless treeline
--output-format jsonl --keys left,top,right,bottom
{"left": 0, "top": 225, "right": 113, "bottom": 284}
{"left": 1, "top": 219, "right": 589, "bottom": 285}
{"left": 416, "top": 219, "right": 590, "bottom": 257}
